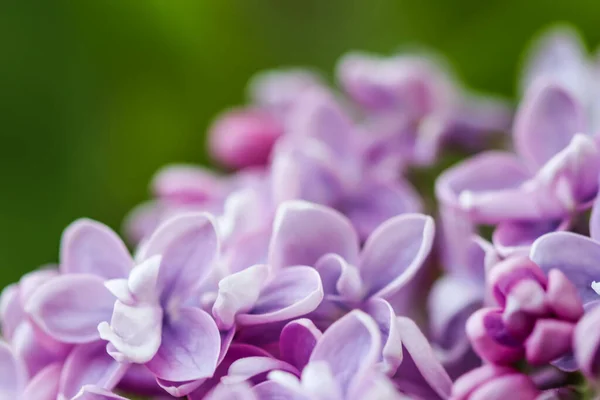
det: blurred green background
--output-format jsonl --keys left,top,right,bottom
{"left": 1, "top": 0, "right": 599, "bottom": 288}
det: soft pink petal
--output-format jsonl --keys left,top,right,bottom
{"left": 72, "top": 385, "right": 129, "bottom": 400}
{"left": 0, "top": 340, "right": 28, "bottom": 398}
{"left": 21, "top": 363, "right": 61, "bottom": 400}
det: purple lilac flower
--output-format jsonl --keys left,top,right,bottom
{"left": 337, "top": 51, "right": 511, "bottom": 168}
{"left": 97, "top": 213, "right": 222, "bottom": 396}
{"left": 436, "top": 80, "right": 600, "bottom": 265}
{"left": 427, "top": 236, "right": 498, "bottom": 378}
{"left": 270, "top": 89, "right": 422, "bottom": 240}
{"left": 225, "top": 310, "right": 452, "bottom": 399}
{"left": 466, "top": 257, "right": 582, "bottom": 367}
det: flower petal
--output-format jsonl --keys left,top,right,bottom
{"left": 393, "top": 316, "right": 453, "bottom": 400}
{"left": 26, "top": 274, "right": 115, "bottom": 344}
{"left": 188, "top": 344, "right": 272, "bottom": 400}
{"left": 212, "top": 264, "right": 270, "bottom": 330}
{"left": 359, "top": 213, "right": 434, "bottom": 299}
{"left": 574, "top": 304, "right": 600, "bottom": 378}
{"left": 590, "top": 193, "right": 600, "bottom": 242}
{"left": 315, "top": 254, "right": 363, "bottom": 301}
{"left": 204, "top": 382, "right": 259, "bottom": 400}
{"left": 58, "top": 341, "right": 129, "bottom": 400}
{"left": 0, "top": 284, "right": 22, "bottom": 341}
{"left": 60, "top": 219, "right": 132, "bottom": 279}
{"left": 139, "top": 213, "right": 219, "bottom": 302}
{"left": 269, "top": 201, "right": 359, "bottom": 269}
{"left": 146, "top": 307, "right": 220, "bottom": 382}
{"left": 72, "top": 385, "right": 129, "bottom": 400}
{"left": 237, "top": 266, "right": 324, "bottom": 326}
{"left": 493, "top": 220, "right": 564, "bottom": 258}
{"left": 253, "top": 380, "right": 308, "bottom": 400}
{"left": 514, "top": 82, "right": 584, "bottom": 169}
{"left": 309, "top": 310, "right": 381, "bottom": 396}
{"left": 341, "top": 179, "right": 422, "bottom": 241}
{"left": 279, "top": 319, "right": 322, "bottom": 370}
{"left": 364, "top": 299, "right": 403, "bottom": 375}
{"left": 0, "top": 340, "right": 28, "bottom": 398}
{"left": 151, "top": 164, "right": 225, "bottom": 204}
{"left": 520, "top": 26, "right": 588, "bottom": 98}
{"left": 97, "top": 300, "right": 163, "bottom": 364}
{"left": 225, "top": 356, "right": 299, "bottom": 385}
{"left": 12, "top": 321, "right": 70, "bottom": 377}
{"left": 21, "top": 362, "right": 61, "bottom": 400}
{"left": 530, "top": 231, "right": 600, "bottom": 305}
{"left": 525, "top": 319, "right": 574, "bottom": 365}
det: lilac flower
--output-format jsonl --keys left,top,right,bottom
{"left": 208, "top": 69, "right": 323, "bottom": 170}
{"left": 225, "top": 311, "right": 452, "bottom": 399}
{"left": 436, "top": 80, "right": 600, "bottom": 263}
{"left": 337, "top": 51, "right": 511, "bottom": 168}
{"left": 574, "top": 303, "right": 600, "bottom": 379}
{"left": 530, "top": 195, "right": 600, "bottom": 307}
{"left": 466, "top": 257, "right": 582, "bottom": 367}
{"left": 451, "top": 365, "right": 540, "bottom": 400}
{"left": 428, "top": 237, "right": 497, "bottom": 378}
{"left": 97, "top": 213, "right": 222, "bottom": 396}
{"left": 270, "top": 90, "right": 422, "bottom": 240}
{"left": 268, "top": 200, "right": 433, "bottom": 324}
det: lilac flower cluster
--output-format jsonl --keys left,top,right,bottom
{"left": 2, "top": 26, "right": 600, "bottom": 400}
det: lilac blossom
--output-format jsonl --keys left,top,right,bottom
{"left": 225, "top": 311, "right": 452, "bottom": 399}
{"left": 337, "top": 51, "right": 511, "bottom": 168}
{"left": 466, "top": 257, "right": 582, "bottom": 367}
{"left": 436, "top": 80, "right": 600, "bottom": 264}
{"left": 270, "top": 88, "right": 422, "bottom": 240}
{"left": 451, "top": 365, "right": 540, "bottom": 400}
{"left": 97, "top": 213, "right": 222, "bottom": 396}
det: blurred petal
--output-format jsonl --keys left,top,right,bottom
{"left": 139, "top": 213, "right": 219, "bottom": 302}
{"left": 466, "top": 308, "right": 524, "bottom": 365}
{"left": 469, "top": 373, "right": 540, "bottom": 400}
{"left": 342, "top": 179, "right": 422, "bottom": 240}
{"left": 208, "top": 108, "right": 282, "bottom": 169}
{"left": 59, "top": 341, "right": 128, "bottom": 400}
{"left": 360, "top": 214, "right": 434, "bottom": 299}
{"left": 12, "top": 321, "right": 70, "bottom": 377}
{"left": 146, "top": 307, "right": 220, "bottom": 383}
{"left": 0, "top": 340, "right": 27, "bottom": 398}
{"left": 270, "top": 139, "right": 344, "bottom": 206}
{"left": 493, "top": 220, "right": 562, "bottom": 258}
{"left": 26, "top": 274, "right": 115, "bottom": 344}
{"left": 525, "top": 319, "right": 574, "bottom": 365}
{"left": 238, "top": 266, "right": 323, "bottom": 326}
{"left": 310, "top": 310, "right": 381, "bottom": 396}
{"left": 514, "top": 82, "right": 584, "bottom": 169}
{"left": 520, "top": 26, "right": 588, "bottom": 98}
{"left": 97, "top": 300, "right": 162, "bottom": 364}
{"left": 530, "top": 232, "right": 600, "bottom": 305}
{"left": 269, "top": 200, "right": 359, "bottom": 269}
{"left": 213, "top": 264, "right": 270, "bottom": 330}
{"left": 21, "top": 363, "right": 61, "bottom": 400}
{"left": 435, "top": 151, "right": 537, "bottom": 223}
{"left": 287, "top": 88, "right": 355, "bottom": 155}
{"left": 0, "top": 284, "right": 22, "bottom": 340}
{"left": 451, "top": 365, "right": 515, "bottom": 400}
{"left": 394, "top": 316, "right": 452, "bottom": 400}
{"left": 279, "top": 319, "right": 322, "bottom": 370}
{"left": 574, "top": 305, "right": 600, "bottom": 378}
{"left": 545, "top": 269, "right": 584, "bottom": 321}
{"left": 152, "top": 164, "right": 225, "bottom": 204}
{"left": 60, "top": 219, "right": 132, "bottom": 279}
{"left": 590, "top": 192, "right": 600, "bottom": 242}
